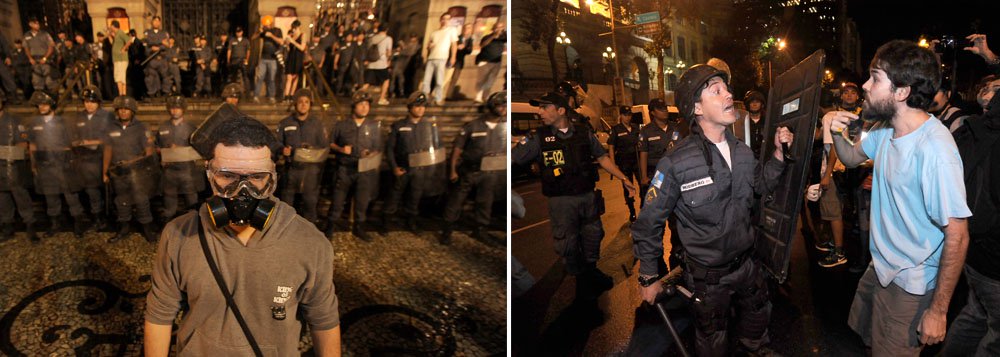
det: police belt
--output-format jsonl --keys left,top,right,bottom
{"left": 480, "top": 155, "right": 507, "bottom": 172}
{"left": 407, "top": 149, "right": 446, "bottom": 168}
{"left": 358, "top": 153, "right": 382, "bottom": 173}
{"left": 110, "top": 155, "right": 156, "bottom": 177}
{"left": 72, "top": 145, "right": 103, "bottom": 158}
{"left": 0, "top": 145, "right": 26, "bottom": 161}
{"left": 34, "top": 149, "right": 70, "bottom": 163}
{"left": 293, "top": 147, "right": 329, "bottom": 163}
{"left": 683, "top": 248, "right": 753, "bottom": 285}
{"left": 161, "top": 146, "right": 202, "bottom": 163}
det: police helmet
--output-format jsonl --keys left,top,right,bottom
{"left": 112, "top": 95, "right": 138, "bottom": 113}
{"left": 82, "top": 86, "right": 101, "bottom": 103}
{"left": 166, "top": 95, "right": 186, "bottom": 110}
{"left": 407, "top": 91, "right": 428, "bottom": 107}
{"left": 675, "top": 64, "right": 729, "bottom": 122}
{"left": 485, "top": 91, "right": 506, "bottom": 116}
{"left": 292, "top": 88, "right": 313, "bottom": 103}
{"left": 30, "top": 91, "right": 56, "bottom": 107}
{"left": 351, "top": 90, "right": 372, "bottom": 105}
{"left": 222, "top": 83, "right": 243, "bottom": 98}
{"left": 744, "top": 90, "right": 765, "bottom": 105}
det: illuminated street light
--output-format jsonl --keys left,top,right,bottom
{"left": 603, "top": 47, "right": 616, "bottom": 59}
{"left": 918, "top": 37, "right": 929, "bottom": 48}
{"left": 676, "top": 60, "right": 686, "bottom": 69}
{"left": 556, "top": 31, "right": 572, "bottom": 45}
{"left": 777, "top": 38, "right": 787, "bottom": 50}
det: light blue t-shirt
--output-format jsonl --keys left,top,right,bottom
{"left": 861, "top": 116, "right": 972, "bottom": 295}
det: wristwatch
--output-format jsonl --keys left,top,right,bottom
{"left": 638, "top": 273, "right": 662, "bottom": 287}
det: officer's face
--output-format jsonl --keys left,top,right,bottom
{"left": 748, "top": 100, "right": 762, "bottom": 113}
{"left": 537, "top": 104, "right": 565, "bottom": 126}
{"left": 152, "top": 18, "right": 161, "bottom": 29}
{"left": 841, "top": 88, "right": 859, "bottom": 106}
{"left": 37, "top": 104, "right": 51, "bottom": 115}
{"left": 408, "top": 104, "right": 426, "bottom": 118}
{"left": 295, "top": 97, "right": 311, "bottom": 116}
{"left": 353, "top": 101, "right": 370, "bottom": 118}
{"left": 651, "top": 107, "right": 669, "bottom": 122}
{"left": 225, "top": 97, "right": 240, "bottom": 106}
{"left": 169, "top": 107, "right": 184, "bottom": 119}
{"left": 117, "top": 108, "right": 133, "bottom": 121}
{"left": 694, "top": 77, "right": 736, "bottom": 126}
{"left": 83, "top": 101, "right": 99, "bottom": 114}
{"left": 29, "top": 21, "right": 39, "bottom": 31}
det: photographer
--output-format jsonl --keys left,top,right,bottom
{"left": 253, "top": 15, "right": 283, "bottom": 104}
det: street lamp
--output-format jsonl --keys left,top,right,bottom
{"left": 768, "top": 38, "right": 786, "bottom": 87}
{"left": 556, "top": 31, "right": 572, "bottom": 45}
{"left": 603, "top": 46, "right": 616, "bottom": 59}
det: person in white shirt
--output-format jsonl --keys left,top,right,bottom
{"left": 420, "top": 13, "right": 458, "bottom": 106}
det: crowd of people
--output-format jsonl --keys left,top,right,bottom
{"left": 516, "top": 34, "right": 1000, "bottom": 356}
{"left": 0, "top": 12, "right": 507, "bottom": 107}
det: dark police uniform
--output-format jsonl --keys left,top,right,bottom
{"left": 106, "top": 119, "right": 156, "bottom": 225}
{"left": 443, "top": 116, "right": 506, "bottom": 227}
{"left": 384, "top": 116, "right": 443, "bottom": 224}
{"left": 512, "top": 123, "right": 605, "bottom": 275}
{"left": 608, "top": 121, "right": 640, "bottom": 216}
{"left": 326, "top": 117, "right": 382, "bottom": 227}
{"left": 229, "top": 36, "right": 251, "bottom": 89}
{"left": 163, "top": 45, "right": 181, "bottom": 95}
{"left": 213, "top": 37, "right": 229, "bottom": 96}
{"left": 29, "top": 114, "right": 85, "bottom": 218}
{"left": 632, "top": 128, "right": 786, "bottom": 355}
{"left": 278, "top": 113, "right": 328, "bottom": 222}
{"left": 334, "top": 42, "right": 357, "bottom": 95}
{"left": 24, "top": 30, "right": 57, "bottom": 92}
{"left": 194, "top": 45, "right": 214, "bottom": 95}
{"left": 638, "top": 120, "right": 688, "bottom": 205}
{"left": 142, "top": 29, "right": 171, "bottom": 96}
{"left": 0, "top": 111, "right": 35, "bottom": 226}
{"left": 71, "top": 107, "right": 114, "bottom": 217}
{"left": 156, "top": 118, "right": 198, "bottom": 219}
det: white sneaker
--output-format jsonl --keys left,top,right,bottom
{"left": 377, "top": 98, "right": 389, "bottom": 105}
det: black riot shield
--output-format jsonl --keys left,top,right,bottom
{"left": 754, "top": 50, "right": 825, "bottom": 283}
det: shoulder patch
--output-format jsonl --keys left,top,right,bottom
{"left": 651, "top": 171, "right": 665, "bottom": 189}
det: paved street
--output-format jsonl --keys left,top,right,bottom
{"left": 511, "top": 174, "right": 958, "bottom": 356}
{"left": 0, "top": 203, "right": 506, "bottom": 356}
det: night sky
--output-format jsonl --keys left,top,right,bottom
{"left": 846, "top": 0, "right": 1000, "bottom": 91}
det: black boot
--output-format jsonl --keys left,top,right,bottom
{"left": 440, "top": 223, "right": 453, "bottom": 245}
{"left": 45, "top": 218, "right": 62, "bottom": 237}
{"left": 0, "top": 223, "right": 13, "bottom": 242}
{"left": 324, "top": 219, "right": 338, "bottom": 238}
{"left": 91, "top": 215, "right": 108, "bottom": 232}
{"left": 109, "top": 223, "right": 131, "bottom": 243}
{"left": 27, "top": 222, "right": 39, "bottom": 243}
{"left": 352, "top": 222, "right": 372, "bottom": 242}
{"left": 378, "top": 215, "right": 392, "bottom": 235}
{"left": 73, "top": 217, "right": 87, "bottom": 238}
{"left": 405, "top": 216, "right": 419, "bottom": 233}
{"left": 142, "top": 223, "right": 158, "bottom": 243}
{"left": 581, "top": 263, "right": 613, "bottom": 296}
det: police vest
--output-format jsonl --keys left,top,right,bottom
{"left": 537, "top": 124, "right": 596, "bottom": 197}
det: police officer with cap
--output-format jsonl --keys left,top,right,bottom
{"left": 23, "top": 17, "right": 58, "bottom": 93}
{"left": 28, "top": 90, "right": 88, "bottom": 238}
{"left": 104, "top": 95, "right": 158, "bottom": 243}
{"left": 441, "top": 91, "right": 508, "bottom": 244}
{"left": 513, "top": 91, "right": 636, "bottom": 299}
{"left": 222, "top": 82, "right": 243, "bottom": 107}
{"left": 555, "top": 80, "right": 595, "bottom": 133}
{"left": 383, "top": 91, "right": 441, "bottom": 232}
{"left": 639, "top": 97, "right": 688, "bottom": 204}
{"left": 157, "top": 95, "right": 201, "bottom": 221}
{"left": 71, "top": 86, "right": 114, "bottom": 231}
{"left": 735, "top": 90, "right": 766, "bottom": 159}
{"left": 325, "top": 90, "right": 383, "bottom": 241}
{"left": 608, "top": 105, "right": 641, "bottom": 222}
{"left": 228, "top": 26, "right": 251, "bottom": 89}
{"left": 278, "top": 88, "right": 328, "bottom": 223}
{"left": 143, "top": 16, "right": 172, "bottom": 98}
{"left": 631, "top": 64, "right": 793, "bottom": 356}
{"left": 0, "top": 90, "right": 37, "bottom": 241}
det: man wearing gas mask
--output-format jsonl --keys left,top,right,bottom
{"left": 103, "top": 95, "right": 158, "bottom": 243}
{"left": 144, "top": 115, "right": 341, "bottom": 356}
{"left": 325, "top": 91, "right": 383, "bottom": 241}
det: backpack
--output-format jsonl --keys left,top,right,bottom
{"left": 366, "top": 37, "right": 384, "bottom": 62}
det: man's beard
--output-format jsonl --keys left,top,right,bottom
{"left": 862, "top": 96, "right": 895, "bottom": 124}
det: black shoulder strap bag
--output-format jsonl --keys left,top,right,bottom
{"left": 197, "top": 219, "right": 265, "bottom": 357}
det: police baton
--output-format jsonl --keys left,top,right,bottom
{"left": 652, "top": 267, "right": 693, "bottom": 357}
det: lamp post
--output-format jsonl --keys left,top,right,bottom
{"left": 556, "top": 31, "right": 572, "bottom": 45}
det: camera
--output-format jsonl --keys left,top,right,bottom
{"left": 935, "top": 35, "right": 970, "bottom": 52}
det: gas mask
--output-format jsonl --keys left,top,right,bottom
{"left": 205, "top": 167, "right": 277, "bottom": 230}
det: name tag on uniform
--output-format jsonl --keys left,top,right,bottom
{"left": 109, "top": 131, "right": 122, "bottom": 137}
{"left": 471, "top": 132, "right": 487, "bottom": 137}
{"left": 77, "top": 122, "right": 86, "bottom": 127}
{"left": 33, "top": 126, "right": 43, "bottom": 131}
{"left": 284, "top": 126, "right": 298, "bottom": 131}
{"left": 680, "top": 176, "right": 713, "bottom": 192}
{"left": 159, "top": 130, "right": 170, "bottom": 135}
{"left": 648, "top": 136, "right": 661, "bottom": 141}
{"left": 617, "top": 132, "right": 628, "bottom": 136}
{"left": 399, "top": 127, "right": 412, "bottom": 132}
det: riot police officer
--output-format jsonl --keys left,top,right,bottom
{"left": 104, "top": 95, "right": 158, "bottom": 243}
{"left": 228, "top": 27, "right": 251, "bottom": 90}
{"left": 143, "top": 16, "right": 172, "bottom": 98}
{"left": 512, "top": 92, "right": 636, "bottom": 299}
{"left": 631, "top": 64, "right": 793, "bottom": 356}
{"left": 193, "top": 36, "right": 214, "bottom": 97}
{"left": 27, "top": 91, "right": 87, "bottom": 237}
{"left": 156, "top": 95, "right": 200, "bottom": 221}
{"left": 607, "top": 105, "right": 641, "bottom": 222}
{"left": 278, "top": 88, "right": 328, "bottom": 223}
{"left": 23, "top": 17, "right": 58, "bottom": 93}
{"left": 639, "top": 98, "right": 688, "bottom": 204}
{"left": 441, "top": 91, "right": 507, "bottom": 244}
{"left": 325, "top": 91, "right": 383, "bottom": 241}
{"left": 222, "top": 82, "right": 243, "bottom": 107}
{"left": 383, "top": 91, "right": 442, "bottom": 232}
{"left": 735, "top": 90, "right": 766, "bottom": 158}
{"left": 71, "top": 86, "right": 114, "bottom": 231}
{"left": 162, "top": 38, "right": 182, "bottom": 95}
{"left": 0, "top": 91, "right": 36, "bottom": 241}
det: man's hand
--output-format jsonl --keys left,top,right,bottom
{"left": 640, "top": 282, "right": 663, "bottom": 304}
{"left": 772, "top": 126, "right": 794, "bottom": 160}
{"left": 622, "top": 180, "right": 637, "bottom": 197}
{"left": 449, "top": 171, "right": 459, "bottom": 182}
{"left": 103, "top": 173, "right": 109, "bottom": 183}
{"left": 862, "top": 174, "right": 873, "bottom": 190}
{"left": 641, "top": 176, "right": 650, "bottom": 186}
{"left": 29, "top": 58, "right": 36, "bottom": 66}
{"left": 282, "top": 146, "right": 292, "bottom": 156}
{"left": 917, "top": 308, "right": 948, "bottom": 345}
{"left": 342, "top": 145, "right": 352, "bottom": 155}
{"left": 4, "top": 58, "right": 10, "bottom": 66}
{"left": 393, "top": 167, "right": 406, "bottom": 176}
{"left": 965, "top": 34, "right": 995, "bottom": 60}
{"left": 448, "top": 58, "right": 455, "bottom": 67}
{"left": 823, "top": 110, "right": 860, "bottom": 135}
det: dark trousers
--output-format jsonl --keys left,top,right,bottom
{"left": 162, "top": 162, "right": 198, "bottom": 218}
{"left": 548, "top": 191, "right": 604, "bottom": 275}
{"left": 943, "top": 265, "right": 1000, "bottom": 356}
{"left": 281, "top": 162, "right": 323, "bottom": 222}
{"left": 112, "top": 178, "right": 153, "bottom": 224}
{"left": 82, "top": 187, "right": 105, "bottom": 215}
{"left": 683, "top": 257, "right": 771, "bottom": 356}
{"left": 195, "top": 66, "right": 211, "bottom": 94}
{"left": 144, "top": 58, "right": 171, "bottom": 96}
{"left": 0, "top": 187, "right": 35, "bottom": 224}
{"left": 617, "top": 161, "right": 638, "bottom": 213}
{"left": 383, "top": 165, "right": 434, "bottom": 218}
{"left": 443, "top": 170, "right": 501, "bottom": 226}
{"left": 334, "top": 64, "right": 353, "bottom": 95}
{"left": 0, "top": 62, "right": 17, "bottom": 98}
{"left": 327, "top": 165, "right": 378, "bottom": 224}
{"left": 44, "top": 193, "right": 84, "bottom": 218}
